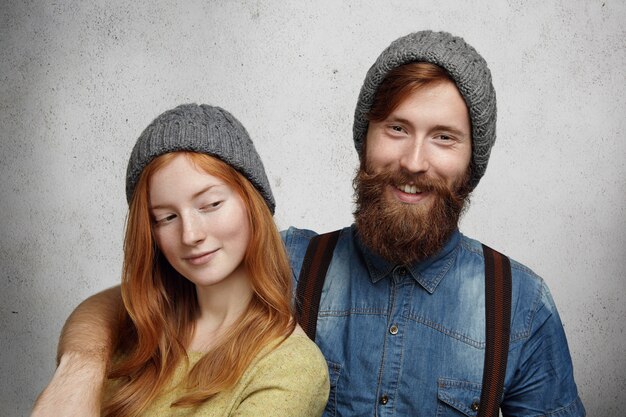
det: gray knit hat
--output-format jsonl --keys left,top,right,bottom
{"left": 353, "top": 30, "right": 497, "bottom": 190}
{"left": 126, "top": 104, "right": 275, "bottom": 213}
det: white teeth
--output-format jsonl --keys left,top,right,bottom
{"left": 399, "top": 184, "right": 421, "bottom": 194}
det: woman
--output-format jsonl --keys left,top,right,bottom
{"left": 102, "top": 104, "right": 329, "bottom": 416}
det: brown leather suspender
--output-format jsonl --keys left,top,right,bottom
{"left": 295, "top": 230, "right": 341, "bottom": 342}
{"left": 478, "top": 244, "right": 512, "bottom": 417}
{"left": 295, "top": 231, "right": 512, "bottom": 416}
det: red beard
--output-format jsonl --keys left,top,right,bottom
{"left": 353, "top": 166, "right": 471, "bottom": 265}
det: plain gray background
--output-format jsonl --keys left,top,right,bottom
{"left": 1, "top": 1, "right": 625, "bottom": 415}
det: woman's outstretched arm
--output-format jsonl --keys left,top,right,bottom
{"left": 31, "top": 286, "right": 123, "bottom": 417}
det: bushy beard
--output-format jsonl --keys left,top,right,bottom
{"left": 353, "top": 165, "right": 471, "bottom": 265}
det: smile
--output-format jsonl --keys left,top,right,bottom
{"left": 396, "top": 184, "right": 423, "bottom": 194}
{"left": 390, "top": 184, "right": 430, "bottom": 204}
{"left": 184, "top": 249, "right": 219, "bottom": 266}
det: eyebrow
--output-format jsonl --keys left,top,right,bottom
{"left": 149, "top": 184, "right": 219, "bottom": 211}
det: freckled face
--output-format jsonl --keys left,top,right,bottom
{"left": 365, "top": 79, "right": 472, "bottom": 207}
{"left": 149, "top": 154, "right": 250, "bottom": 289}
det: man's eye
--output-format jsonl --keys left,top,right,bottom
{"left": 435, "top": 134, "right": 454, "bottom": 142}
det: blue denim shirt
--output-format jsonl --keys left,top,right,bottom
{"left": 282, "top": 225, "right": 584, "bottom": 417}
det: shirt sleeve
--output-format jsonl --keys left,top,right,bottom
{"left": 231, "top": 335, "right": 330, "bottom": 417}
{"left": 502, "top": 282, "right": 585, "bottom": 416}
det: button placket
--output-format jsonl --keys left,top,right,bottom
{"left": 378, "top": 265, "right": 407, "bottom": 414}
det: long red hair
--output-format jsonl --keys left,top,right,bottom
{"left": 102, "top": 152, "right": 295, "bottom": 416}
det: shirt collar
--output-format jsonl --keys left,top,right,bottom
{"left": 353, "top": 225, "right": 461, "bottom": 294}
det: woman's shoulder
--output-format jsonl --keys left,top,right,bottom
{"left": 255, "top": 330, "right": 328, "bottom": 378}
{"left": 231, "top": 330, "right": 329, "bottom": 415}
{"left": 276, "top": 331, "right": 326, "bottom": 362}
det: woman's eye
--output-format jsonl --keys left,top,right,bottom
{"left": 200, "top": 201, "right": 223, "bottom": 211}
{"left": 391, "top": 125, "right": 404, "bottom": 133}
{"left": 155, "top": 214, "right": 176, "bottom": 225}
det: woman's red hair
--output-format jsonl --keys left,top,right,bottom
{"left": 102, "top": 152, "right": 295, "bottom": 416}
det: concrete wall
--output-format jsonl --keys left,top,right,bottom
{"left": 1, "top": 1, "right": 624, "bottom": 415}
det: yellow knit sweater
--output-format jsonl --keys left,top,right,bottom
{"left": 105, "top": 333, "right": 330, "bottom": 416}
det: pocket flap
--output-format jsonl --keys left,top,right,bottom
{"left": 437, "top": 378, "right": 482, "bottom": 416}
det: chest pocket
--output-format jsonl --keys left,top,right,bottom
{"left": 436, "top": 378, "right": 482, "bottom": 417}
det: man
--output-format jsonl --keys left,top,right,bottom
{"left": 33, "top": 31, "right": 584, "bottom": 416}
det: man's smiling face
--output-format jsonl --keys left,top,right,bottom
{"left": 354, "top": 78, "right": 473, "bottom": 264}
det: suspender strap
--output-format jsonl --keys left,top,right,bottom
{"left": 296, "top": 234, "right": 512, "bottom": 414}
{"left": 478, "top": 244, "right": 512, "bottom": 417}
{"left": 296, "top": 230, "right": 341, "bottom": 341}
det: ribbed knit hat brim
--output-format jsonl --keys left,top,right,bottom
{"left": 126, "top": 104, "right": 275, "bottom": 213}
{"left": 353, "top": 30, "right": 497, "bottom": 190}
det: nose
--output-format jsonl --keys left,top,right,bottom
{"left": 399, "top": 138, "right": 430, "bottom": 174}
{"left": 181, "top": 213, "right": 206, "bottom": 246}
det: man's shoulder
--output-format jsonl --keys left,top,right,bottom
{"left": 281, "top": 225, "right": 353, "bottom": 254}
{"left": 460, "top": 236, "right": 558, "bottom": 341}
{"left": 456, "top": 237, "right": 584, "bottom": 416}
{"left": 461, "top": 235, "right": 556, "bottom": 316}
{"left": 458, "top": 234, "right": 550, "bottom": 302}
{"left": 281, "top": 226, "right": 319, "bottom": 247}
{"left": 458, "top": 233, "right": 543, "bottom": 282}
{"left": 281, "top": 226, "right": 352, "bottom": 281}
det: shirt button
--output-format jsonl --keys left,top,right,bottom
{"left": 471, "top": 400, "right": 480, "bottom": 411}
{"left": 389, "top": 324, "right": 399, "bottom": 335}
{"left": 379, "top": 394, "right": 389, "bottom": 405}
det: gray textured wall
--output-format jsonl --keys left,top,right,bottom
{"left": 1, "top": 1, "right": 625, "bottom": 415}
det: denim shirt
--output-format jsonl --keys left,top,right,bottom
{"left": 282, "top": 225, "right": 585, "bottom": 417}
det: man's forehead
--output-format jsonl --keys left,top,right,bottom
{"left": 375, "top": 81, "right": 471, "bottom": 135}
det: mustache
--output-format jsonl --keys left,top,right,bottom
{"left": 353, "top": 165, "right": 471, "bottom": 264}
{"left": 355, "top": 167, "right": 460, "bottom": 199}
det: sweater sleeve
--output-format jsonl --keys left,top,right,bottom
{"left": 231, "top": 334, "right": 330, "bottom": 417}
